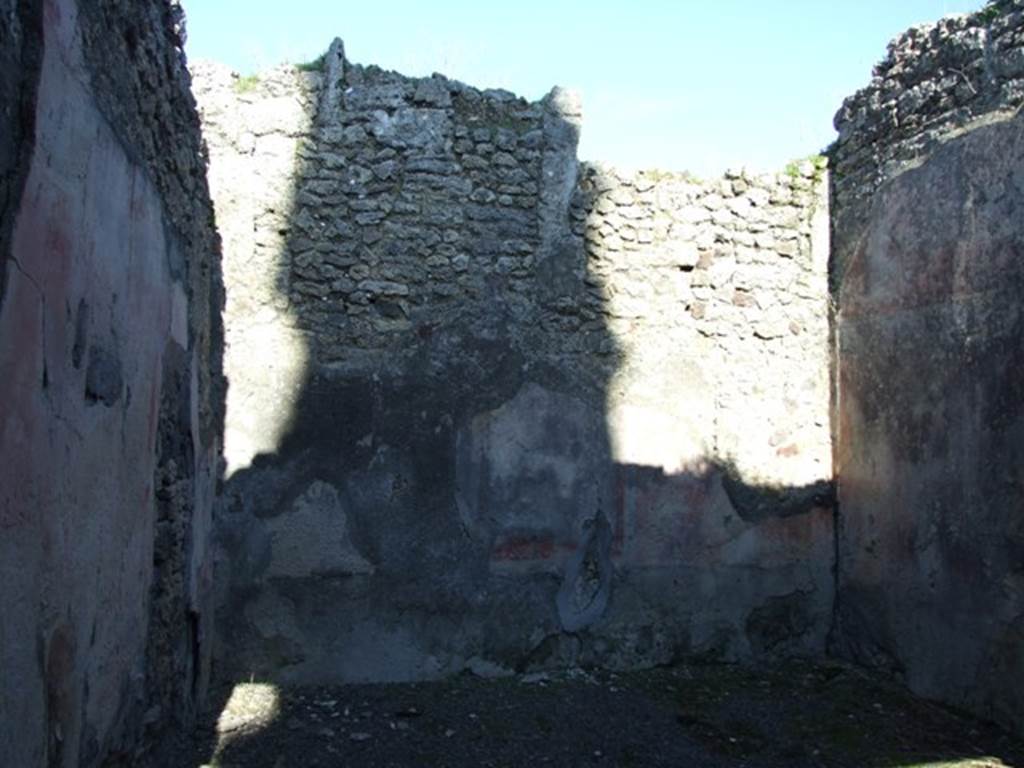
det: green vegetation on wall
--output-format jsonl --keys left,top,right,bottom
{"left": 296, "top": 52, "right": 327, "bottom": 72}
{"left": 232, "top": 74, "right": 260, "bottom": 94}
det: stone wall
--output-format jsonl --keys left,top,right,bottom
{"left": 1, "top": 0, "right": 1019, "bottom": 760}
{"left": 831, "top": 0, "right": 1024, "bottom": 286}
{"left": 0, "top": 1, "right": 222, "bottom": 765}
{"left": 193, "top": 41, "right": 833, "bottom": 684}
{"left": 832, "top": 0, "right": 1024, "bottom": 736}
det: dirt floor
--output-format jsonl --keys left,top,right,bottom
{"left": 175, "top": 661, "right": 1023, "bottom": 768}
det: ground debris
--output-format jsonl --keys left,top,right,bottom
{"left": 179, "top": 661, "right": 1024, "bottom": 768}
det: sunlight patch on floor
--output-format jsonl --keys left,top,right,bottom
{"left": 198, "top": 682, "right": 282, "bottom": 766}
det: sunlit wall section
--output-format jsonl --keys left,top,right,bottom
{"left": 193, "top": 62, "right": 314, "bottom": 476}
{"left": 586, "top": 163, "right": 832, "bottom": 491}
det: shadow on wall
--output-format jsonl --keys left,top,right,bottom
{"left": 198, "top": 38, "right": 835, "bottom": 692}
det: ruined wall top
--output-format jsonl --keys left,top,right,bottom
{"left": 192, "top": 44, "right": 592, "bottom": 369}
{"left": 832, "top": 0, "right": 1024, "bottom": 208}
{"left": 192, "top": 46, "right": 826, "bottom": 371}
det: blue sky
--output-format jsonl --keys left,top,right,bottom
{"left": 182, "top": 0, "right": 979, "bottom": 176}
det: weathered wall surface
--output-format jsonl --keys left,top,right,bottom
{"left": 193, "top": 43, "right": 833, "bottom": 684}
{"left": 0, "top": 1, "right": 222, "bottom": 765}
{"left": 832, "top": 1, "right": 1024, "bottom": 735}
